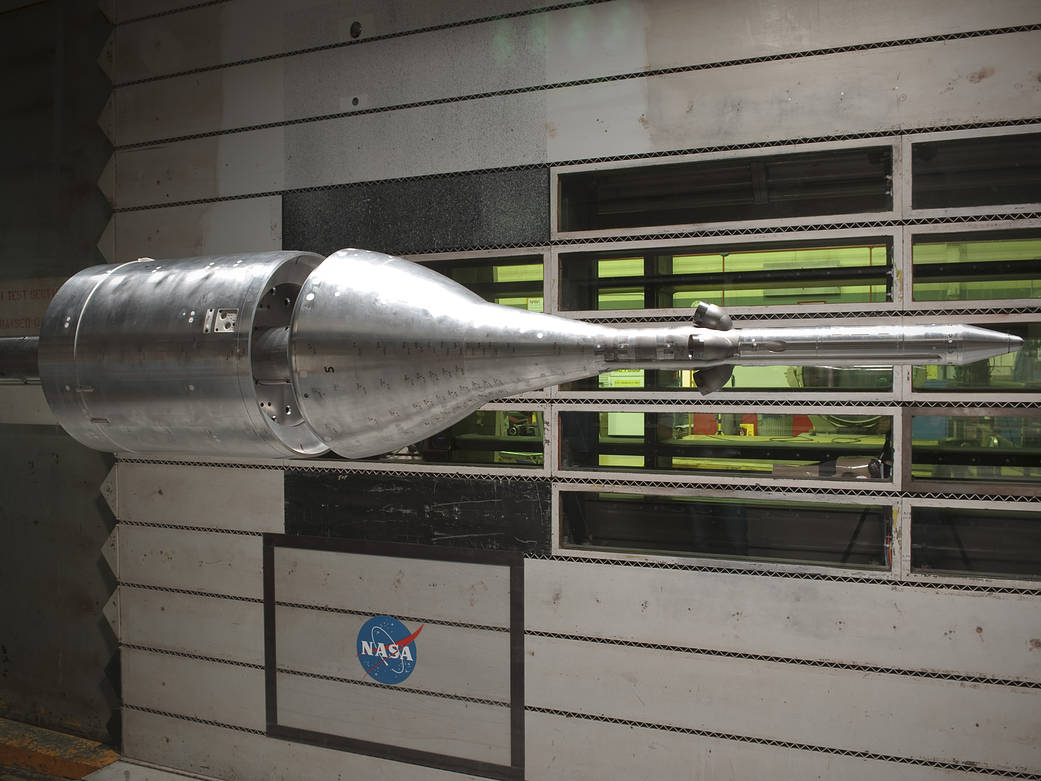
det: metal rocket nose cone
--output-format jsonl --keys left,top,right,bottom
{"left": 957, "top": 325, "right": 1024, "bottom": 365}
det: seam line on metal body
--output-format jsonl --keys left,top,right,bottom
{"left": 112, "top": 0, "right": 613, "bottom": 78}
{"left": 525, "top": 707, "right": 1041, "bottom": 778}
{"left": 525, "top": 631, "right": 1041, "bottom": 688}
{"left": 111, "top": 23, "right": 1041, "bottom": 130}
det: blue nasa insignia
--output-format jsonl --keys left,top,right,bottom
{"left": 356, "top": 615, "right": 422, "bottom": 684}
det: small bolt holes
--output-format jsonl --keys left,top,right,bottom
{"left": 350, "top": 20, "right": 362, "bottom": 38}
{"left": 284, "top": 405, "right": 292, "bottom": 416}
{"left": 283, "top": 297, "right": 293, "bottom": 308}
{"left": 352, "top": 97, "right": 359, "bottom": 106}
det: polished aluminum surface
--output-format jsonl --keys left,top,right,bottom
{"left": 29, "top": 247, "right": 1022, "bottom": 460}
{"left": 290, "top": 249, "right": 1022, "bottom": 459}
{"left": 38, "top": 252, "right": 328, "bottom": 458}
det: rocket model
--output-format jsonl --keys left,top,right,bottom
{"left": 0, "top": 248, "right": 1023, "bottom": 459}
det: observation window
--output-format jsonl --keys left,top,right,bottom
{"left": 559, "top": 240, "right": 891, "bottom": 312}
{"left": 564, "top": 364, "right": 893, "bottom": 394}
{"left": 911, "top": 230, "right": 1041, "bottom": 302}
{"left": 422, "top": 255, "right": 544, "bottom": 311}
{"left": 910, "top": 413, "right": 1041, "bottom": 485}
{"left": 560, "top": 411, "right": 892, "bottom": 481}
{"left": 912, "top": 322, "right": 1041, "bottom": 393}
{"left": 558, "top": 146, "right": 893, "bottom": 232}
{"left": 560, "top": 491, "right": 891, "bottom": 569}
{"left": 912, "top": 132, "right": 1041, "bottom": 209}
{"left": 911, "top": 506, "right": 1041, "bottom": 580}
{"left": 376, "top": 410, "right": 543, "bottom": 467}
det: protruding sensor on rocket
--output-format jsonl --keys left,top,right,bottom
{"left": 0, "top": 248, "right": 1023, "bottom": 459}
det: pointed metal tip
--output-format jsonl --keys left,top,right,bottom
{"left": 958, "top": 325, "right": 1024, "bottom": 365}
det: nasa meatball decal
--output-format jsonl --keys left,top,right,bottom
{"left": 357, "top": 615, "right": 424, "bottom": 685}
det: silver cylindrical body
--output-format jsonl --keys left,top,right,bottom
{"left": 26, "top": 247, "right": 1021, "bottom": 460}
{"left": 291, "top": 249, "right": 613, "bottom": 458}
{"left": 38, "top": 252, "right": 328, "bottom": 458}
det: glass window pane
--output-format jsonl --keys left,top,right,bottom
{"left": 912, "top": 506, "right": 1041, "bottom": 580}
{"left": 912, "top": 132, "right": 1041, "bottom": 209}
{"left": 913, "top": 322, "right": 1041, "bottom": 392}
{"left": 422, "top": 255, "right": 544, "bottom": 311}
{"left": 559, "top": 146, "right": 893, "bottom": 231}
{"left": 560, "top": 411, "right": 892, "bottom": 481}
{"left": 912, "top": 230, "right": 1041, "bottom": 302}
{"left": 562, "top": 364, "right": 893, "bottom": 393}
{"left": 374, "top": 410, "right": 543, "bottom": 467}
{"left": 560, "top": 491, "right": 891, "bottom": 569}
{"left": 911, "top": 414, "right": 1041, "bottom": 484}
{"left": 560, "top": 239, "right": 891, "bottom": 312}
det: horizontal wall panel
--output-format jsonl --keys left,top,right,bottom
{"left": 526, "top": 710, "right": 1012, "bottom": 781}
{"left": 526, "top": 560, "right": 1041, "bottom": 682}
{"left": 118, "top": 525, "right": 262, "bottom": 598}
{"left": 114, "top": 92, "right": 546, "bottom": 208}
{"left": 276, "top": 605, "right": 510, "bottom": 701}
{"left": 281, "top": 169, "right": 548, "bottom": 257}
{"left": 273, "top": 547, "right": 510, "bottom": 627}
{"left": 121, "top": 587, "right": 263, "bottom": 664}
{"left": 111, "top": 0, "right": 554, "bottom": 83}
{"left": 110, "top": 196, "right": 282, "bottom": 263}
{"left": 115, "top": 462, "right": 283, "bottom": 531}
{"left": 278, "top": 672, "right": 511, "bottom": 766}
{"left": 122, "top": 708, "right": 487, "bottom": 780}
{"left": 527, "top": 635, "right": 1041, "bottom": 773}
{"left": 123, "top": 647, "right": 264, "bottom": 731}
{"left": 547, "top": 31, "right": 1041, "bottom": 163}
{"left": 114, "top": 0, "right": 1041, "bottom": 146}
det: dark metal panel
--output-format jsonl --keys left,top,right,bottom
{"left": 281, "top": 168, "right": 549, "bottom": 257}
{"left": 284, "top": 471, "right": 551, "bottom": 555}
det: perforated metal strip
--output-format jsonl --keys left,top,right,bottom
{"left": 123, "top": 703, "right": 266, "bottom": 736}
{"left": 120, "top": 519, "right": 265, "bottom": 536}
{"left": 122, "top": 642, "right": 265, "bottom": 670}
{"left": 276, "top": 667, "right": 511, "bottom": 708}
{"left": 535, "top": 553, "right": 1041, "bottom": 595}
{"left": 122, "top": 581, "right": 263, "bottom": 604}
{"left": 525, "top": 630, "right": 1041, "bottom": 688}
{"left": 525, "top": 706, "right": 1041, "bottom": 778}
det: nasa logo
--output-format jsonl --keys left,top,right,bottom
{"left": 356, "top": 615, "right": 423, "bottom": 685}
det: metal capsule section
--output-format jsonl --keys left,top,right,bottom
{"left": 28, "top": 248, "right": 1022, "bottom": 460}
